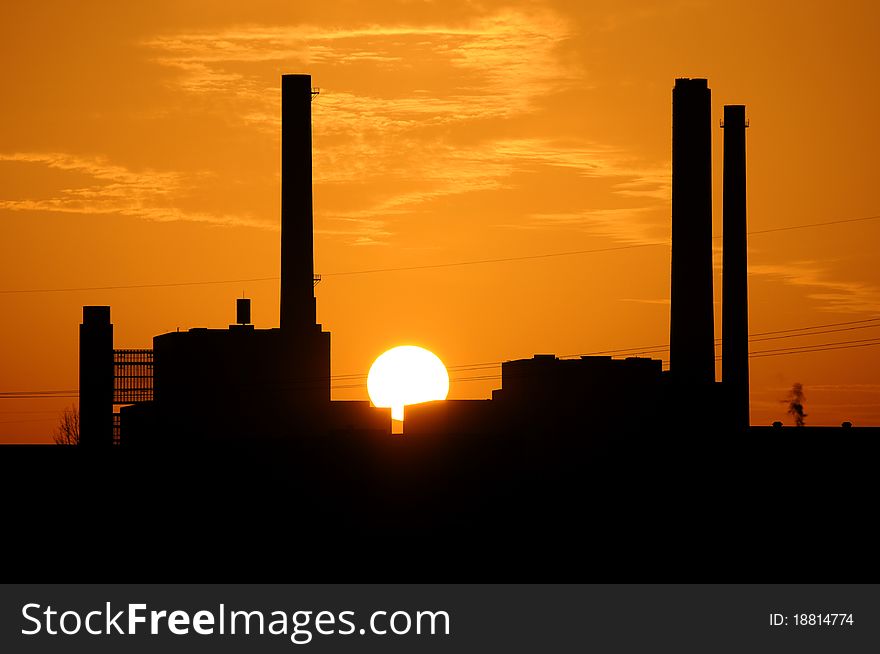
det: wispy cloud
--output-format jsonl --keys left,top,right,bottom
{"left": 139, "top": 11, "right": 673, "bottom": 245}
{"left": 317, "top": 137, "right": 668, "bottom": 244}
{"left": 508, "top": 205, "right": 666, "bottom": 245}
{"left": 144, "top": 10, "right": 576, "bottom": 125}
{"left": 619, "top": 297, "right": 670, "bottom": 305}
{"left": 136, "top": 10, "right": 680, "bottom": 246}
{"left": 314, "top": 141, "right": 515, "bottom": 243}
{"left": 750, "top": 260, "right": 880, "bottom": 314}
{"left": 314, "top": 217, "right": 392, "bottom": 247}
{"left": 489, "top": 139, "right": 670, "bottom": 197}
{"left": 0, "top": 152, "right": 267, "bottom": 229}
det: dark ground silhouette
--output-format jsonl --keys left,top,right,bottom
{"left": 2, "top": 424, "right": 877, "bottom": 580}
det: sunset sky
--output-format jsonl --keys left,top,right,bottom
{"left": 2, "top": 0, "right": 879, "bottom": 441}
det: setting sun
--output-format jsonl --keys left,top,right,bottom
{"left": 367, "top": 346, "right": 450, "bottom": 423}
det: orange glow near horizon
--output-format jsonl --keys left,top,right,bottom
{"left": 2, "top": 1, "right": 880, "bottom": 441}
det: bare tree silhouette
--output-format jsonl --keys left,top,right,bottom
{"left": 53, "top": 405, "right": 80, "bottom": 445}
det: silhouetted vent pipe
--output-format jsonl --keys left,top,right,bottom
{"left": 237, "top": 298, "right": 251, "bottom": 325}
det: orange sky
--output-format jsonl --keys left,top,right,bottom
{"left": 2, "top": 0, "right": 880, "bottom": 442}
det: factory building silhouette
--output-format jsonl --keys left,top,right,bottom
{"left": 407, "top": 78, "right": 745, "bottom": 436}
{"left": 80, "top": 75, "right": 387, "bottom": 447}
{"left": 79, "top": 75, "right": 749, "bottom": 447}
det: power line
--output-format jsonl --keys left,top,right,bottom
{"left": 747, "top": 214, "right": 880, "bottom": 235}
{"left": 0, "top": 409, "right": 67, "bottom": 416}
{"left": 309, "top": 317, "right": 880, "bottom": 383}
{"left": 0, "top": 393, "right": 79, "bottom": 400}
{"left": 748, "top": 337, "right": 880, "bottom": 356}
{"left": 441, "top": 318, "right": 880, "bottom": 377}
{"left": 0, "top": 244, "right": 658, "bottom": 295}
{"left": 748, "top": 316, "right": 880, "bottom": 336}
{"left": 5, "top": 334, "right": 880, "bottom": 398}
{"left": 0, "top": 390, "right": 77, "bottom": 396}
{"left": 0, "top": 417, "right": 57, "bottom": 425}
{"left": 425, "top": 323, "right": 880, "bottom": 380}
{"left": 560, "top": 317, "right": 880, "bottom": 356}
{"left": 0, "top": 277, "right": 279, "bottom": 295}
{"left": 444, "top": 339, "right": 880, "bottom": 385}
{"left": 322, "top": 214, "right": 880, "bottom": 277}
{"left": 749, "top": 340, "right": 880, "bottom": 358}
{"left": 0, "top": 317, "right": 880, "bottom": 399}
{"left": 321, "top": 243, "right": 661, "bottom": 277}
{"left": 2, "top": 214, "right": 878, "bottom": 295}
{"left": 748, "top": 323, "right": 880, "bottom": 343}
{"left": 6, "top": 317, "right": 876, "bottom": 393}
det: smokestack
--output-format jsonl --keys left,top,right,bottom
{"left": 280, "top": 74, "right": 317, "bottom": 331}
{"left": 79, "top": 305, "right": 114, "bottom": 447}
{"left": 670, "top": 78, "right": 716, "bottom": 385}
{"left": 722, "top": 105, "right": 749, "bottom": 429}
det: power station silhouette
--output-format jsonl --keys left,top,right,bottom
{"left": 80, "top": 75, "right": 386, "bottom": 448}
{"left": 5, "top": 75, "right": 877, "bottom": 581}
{"left": 79, "top": 75, "right": 750, "bottom": 447}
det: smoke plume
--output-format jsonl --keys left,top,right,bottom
{"left": 786, "top": 383, "right": 807, "bottom": 427}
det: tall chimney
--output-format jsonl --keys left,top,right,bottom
{"left": 79, "top": 305, "right": 114, "bottom": 447}
{"left": 670, "top": 78, "right": 716, "bottom": 385}
{"left": 280, "top": 74, "right": 317, "bottom": 331}
{"left": 722, "top": 104, "right": 749, "bottom": 428}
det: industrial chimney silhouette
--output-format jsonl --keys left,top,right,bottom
{"left": 722, "top": 105, "right": 749, "bottom": 428}
{"left": 280, "top": 74, "right": 317, "bottom": 331}
{"left": 79, "top": 306, "right": 113, "bottom": 447}
{"left": 670, "top": 78, "right": 716, "bottom": 386}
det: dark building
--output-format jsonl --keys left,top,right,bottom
{"left": 80, "top": 74, "right": 389, "bottom": 447}
{"left": 493, "top": 355, "right": 664, "bottom": 432}
{"left": 407, "top": 355, "right": 665, "bottom": 437}
{"left": 408, "top": 78, "right": 741, "bottom": 437}
{"left": 670, "top": 78, "right": 716, "bottom": 387}
{"left": 149, "top": 316, "right": 330, "bottom": 443}
{"left": 722, "top": 104, "right": 750, "bottom": 430}
{"left": 136, "top": 74, "right": 337, "bottom": 444}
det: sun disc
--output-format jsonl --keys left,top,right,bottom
{"left": 367, "top": 346, "right": 449, "bottom": 422}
